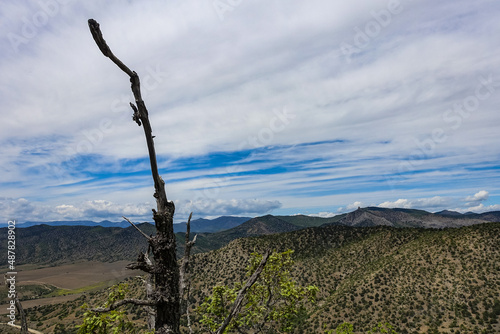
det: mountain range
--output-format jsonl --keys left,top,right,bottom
{"left": 11, "top": 207, "right": 500, "bottom": 230}
{"left": 335, "top": 207, "right": 500, "bottom": 228}
{"left": 1, "top": 207, "right": 500, "bottom": 333}
{"left": 9, "top": 219, "right": 500, "bottom": 333}
{"left": 16, "top": 219, "right": 131, "bottom": 228}
{"left": 2, "top": 207, "right": 500, "bottom": 267}
{"left": 13, "top": 216, "right": 251, "bottom": 233}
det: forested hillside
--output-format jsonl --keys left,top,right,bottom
{"left": 8, "top": 222, "right": 498, "bottom": 333}
{"left": 188, "top": 223, "right": 500, "bottom": 333}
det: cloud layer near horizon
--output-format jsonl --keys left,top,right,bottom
{"left": 1, "top": 0, "right": 500, "bottom": 222}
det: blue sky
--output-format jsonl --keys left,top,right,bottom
{"left": 1, "top": 0, "right": 500, "bottom": 223}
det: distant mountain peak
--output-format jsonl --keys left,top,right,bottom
{"left": 435, "top": 210, "right": 463, "bottom": 217}
{"left": 234, "top": 215, "right": 299, "bottom": 235}
{"left": 337, "top": 207, "right": 491, "bottom": 228}
{"left": 173, "top": 216, "right": 251, "bottom": 233}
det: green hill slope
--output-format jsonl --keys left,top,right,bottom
{"left": 5, "top": 222, "right": 499, "bottom": 333}
{"left": 0, "top": 224, "right": 156, "bottom": 266}
{"left": 188, "top": 223, "right": 500, "bottom": 333}
{"left": 276, "top": 214, "right": 345, "bottom": 227}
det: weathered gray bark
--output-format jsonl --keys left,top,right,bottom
{"left": 179, "top": 213, "right": 196, "bottom": 333}
{"left": 87, "top": 19, "right": 269, "bottom": 334}
{"left": 179, "top": 213, "right": 196, "bottom": 300}
{"left": 88, "top": 18, "right": 180, "bottom": 334}
{"left": 15, "top": 297, "right": 28, "bottom": 334}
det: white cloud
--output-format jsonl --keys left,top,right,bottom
{"left": 0, "top": 197, "right": 153, "bottom": 222}
{"left": 0, "top": 197, "right": 47, "bottom": 221}
{"left": 347, "top": 201, "right": 364, "bottom": 210}
{"left": 308, "top": 211, "right": 337, "bottom": 218}
{"left": 175, "top": 198, "right": 281, "bottom": 217}
{"left": 378, "top": 199, "right": 413, "bottom": 209}
{"left": 80, "top": 200, "right": 151, "bottom": 219}
{"left": 461, "top": 203, "right": 500, "bottom": 213}
{"left": 378, "top": 196, "right": 451, "bottom": 210}
{"left": 374, "top": 192, "right": 500, "bottom": 214}
{"left": 337, "top": 201, "right": 364, "bottom": 213}
{"left": 55, "top": 204, "right": 80, "bottom": 217}
{"left": 465, "top": 190, "right": 489, "bottom": 204}
{"left": 1, "top": 0, "right": 500, "bottom": 221}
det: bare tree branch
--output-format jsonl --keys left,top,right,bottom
{"left": 216, "top": 250, "right": 271, "bottom": 334}
{"left": 145, "top": 275, "right": 156, "bottom": 331}
{"left": 88, "top": 18, "right": 168, "bottom": 210}
{"left": 92, "top": 298, "right": 156, "bottom": 313}
{"left": 140, "top": 254, "right": 156, "bottom": 331}
{"left": 127, "top": 252, "right": 155, "bottom": 273}
{"left": 179, "top": 212, "right": 196, "bottom": 333}
{"left": 14, "top": 297, "right": 28, "bottom": 334}
{"left": 186, "top": 283, "right": 194, "bottom": 334}
{"left": 123, "top": 216, "right": 151, "bottom": 241}
{"left": 88, "top": 19, "right": 134, "bottom": 76}
{"left": 133, "top": 275, "right": 156, "bottom": 329}
{"left": 179, "top": 212, "right": 196, "bottom": 297}
{"left": 88, "top": 19, "right": 181, "bottom": 333}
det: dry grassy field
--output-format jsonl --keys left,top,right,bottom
{"left": 0, "top": 261, "right": 141, "bottom": 315}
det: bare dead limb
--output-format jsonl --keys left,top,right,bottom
{"left": 88, "top": 19, "right": 134, "bottom": 77}
{"left": 14, "top": 297, "right": 28, "bottom": 334}
{"left": 88, "top": 18, "right": 168, "bottom": 210}
{"left": 134, "top": 268, "right": 156, "bottom": 329}
{"left": 186, "top": 298, "right": 194, "bottom": 334}
{"left": 179, "top": 212, "right": 196, "bottom": 297}
{"left": 145, "top": 272, "right": 156, "bottom": 331}
{"left": 215, "top": 250, "right": 271, "bottom": 334}
{"left": 126, "top": 252, "right": 155, "bottom": 273}
{"left": 88, "top": 19, "right": 180, "bottom": 333}
{"left": 123, "top": 216, "right": 151, "bottom": 241}
{"left": 179, "top": 212, "right": 197, "bottom": 333}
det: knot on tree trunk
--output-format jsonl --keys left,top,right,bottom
{"left": 153, "top": 207, "right": 175, "bottom": 236}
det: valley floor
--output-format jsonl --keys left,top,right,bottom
{"left": 0, "top": 260, "right": 141, "bottom": 315}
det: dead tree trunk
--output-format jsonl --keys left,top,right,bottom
{"left": 88, "top": 19, "right": 180, "bottom": 334}
{"left": 15, "top": 297, "right": 28, "bottom": 334}
{"left": 88, "top": 19, "right": 269, "bottom": 334}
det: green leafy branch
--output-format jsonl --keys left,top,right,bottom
{"left": 76, "top": 283, "right": 155, "bottom": 334}
{"left": 198, "top": 250, "right": 319, "bottom": 334}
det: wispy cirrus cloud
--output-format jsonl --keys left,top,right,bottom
{"left": 1, "top": 0, "right": 499, "bottom": 222}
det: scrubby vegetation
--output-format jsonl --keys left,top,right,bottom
{"left": 1, "top": 222, "right": 499, "bottom": 333}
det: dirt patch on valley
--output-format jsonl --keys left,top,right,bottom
{"left": 0, "top": 261, "right": 141, "bottom": 314}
